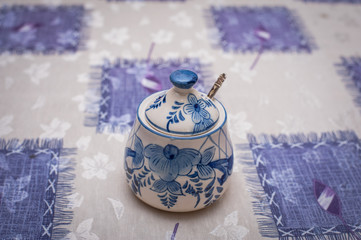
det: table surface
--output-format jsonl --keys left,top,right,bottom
{"left": 1, "top": 0, "right": 361, "bottom": 239}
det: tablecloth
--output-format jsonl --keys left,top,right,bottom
{"left": 1, "top": 0, "right": 361, "bottom": 239}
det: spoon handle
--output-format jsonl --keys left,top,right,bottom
{"left": 207, "top": 73, "right": 226, "bottom": 99}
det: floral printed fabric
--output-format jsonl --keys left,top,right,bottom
{"left": 86, "top": 58, "right": 209, "bottom": 133}
{"left": 210, "top": 211, "right": 249, "bottom": 240}
{"left": 0, "top": 139, "right": 75, "bottom": 239}
{"left": 207, "top": 6, "right": 315, "bottom": 53}
{"left": 0, "top": 5, "right": 86, "bottom": 54}
{"left": 183, "top": 93, "right": 214, "bottom": 133}
{"left": 125, "top": 124, "right": 233, "bottom": 209}
{"left": 243, "top": 131, "right": 361, "bottom": 239}
{"left": 107, "top": 0, "right": 184, "bottom": 2}
{"left": 337, "top": 57, "right": 361, "bottom": 111}
{"left": 301, "top": 0, "right": 361, "bottom": 3}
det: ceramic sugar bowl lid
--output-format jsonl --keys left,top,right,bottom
{"left": 144, "top": 70, "right": 219, "bottom": 136}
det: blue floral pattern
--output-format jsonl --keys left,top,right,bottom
{"left": 197, "top": 146, "right": 216, "bottom": 180}
{"left": 207, "top": 6, "right": 316, "bottom": 53}
{"left": 146, "top": 94, "right": 167, "bottom": 111}
{"left": 244, "top": 131, "right": 361, "bottom": 239}
{"left": 87, "top": 58, "right": 208, "bottom": 133}
{"left": 124, "top": 127, "right": 233, "bottom": 209}
{"left": 0, "top": 175, "right": 31, "bottom": 213}
{"left": 57, "top": 30, "right": 80, "bottom": 48}
{"left": 183, "top": 94, "right": 214, "bottom": 133}
{"left": 151, "top": 179, "right": 183, "bottom": 196}
{"left": 124, "top": 135, "right": 144, "bottom": 170}
{"left": 0, "top": 139, "right": 75, "bottom": 239}
{"left": 144, "top": 144, "right": 201, "bottom": 182}
{"left": 0, "top": 5, "right": 86, "bottom": 54}
{"left": 269, "top": 168, "right": 302, "bottom": 204}
{"left": 9, "top": 24, "right": 37, "bottom": 45}
{"left": 166, "top": 101, "right": 185, "bottom": 132}
{"left": 184, "top": 94, "right": 210, "bottom": 123}
{"left": 209, "top": 154, "right": 234, "bottom": 186}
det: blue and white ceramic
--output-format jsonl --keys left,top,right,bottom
{"left": 124, "top": 70, "right": 233, "bottom": 212}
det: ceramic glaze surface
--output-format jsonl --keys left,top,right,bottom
{"left": 170, "top": 69, "right": 198, "bottom": 89}
{"left": 124, "top": 82, "right": 233, "bottom": 212}
{"left": 145, "top": 70, "right": 219, "bottom": 136}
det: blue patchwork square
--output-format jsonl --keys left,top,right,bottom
{"left": 208, "top": 6, "right": 316, "bottom": 53}
{"left": 85, "top": 58, "right": 210, "bottom": 133}
{"left": 0, "top": 139, "right": 75, "bottom": 239}
{"left": 0, "top": 5, "right": 86, "bottom": 54}
{"left": 240, "top": 131, "right": 361, "bottom": 239}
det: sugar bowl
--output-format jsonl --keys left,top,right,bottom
{"left": 124, "top": 70, "right": 233, "bottom": 212}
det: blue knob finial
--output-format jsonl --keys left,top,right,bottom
{"left": 170, "top": 70, "right": 198, "bottom": 89}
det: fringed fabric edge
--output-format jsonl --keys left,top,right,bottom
{"left": 203, "top": 8, "right": 225, "bottom": 53}
{"left": 0, "top": 5, "right": 89, "bottom": 55}
{"left": 237, "top": 142, "right": 280, "bottom": 238}
{"left": 84, "top": 58, "right": 213, "bottom": 134}
{"left": 204, "top": 6, "right": 317, "bottom": 53}
{"left": 247, "top": 130, "right": 358, "bottom": 146}
{"left": 336, "top": 56, "right": 361, "bottom": 113}
{"left": 0, "top": 138, "right": 76, "bottom": 239}
{"left": 52, "top": 146, "right": 76, "bottom": 239}
{"left": 238, "top": 130, "right": 360, "bottom": 240}
{"left": 0, "top": 138, "right": 64, "bottom": 150}
{"left": 84, "top": 64, "right": 102, "bottom": 131}
{"left": 279, "top": 233, "right": 361, "bottom": 240}
{"left": 77, "top": 7, "right": 91, "bottom": 53}
{"left": 288, "top": 8, "right": 318, "bottom": 53}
